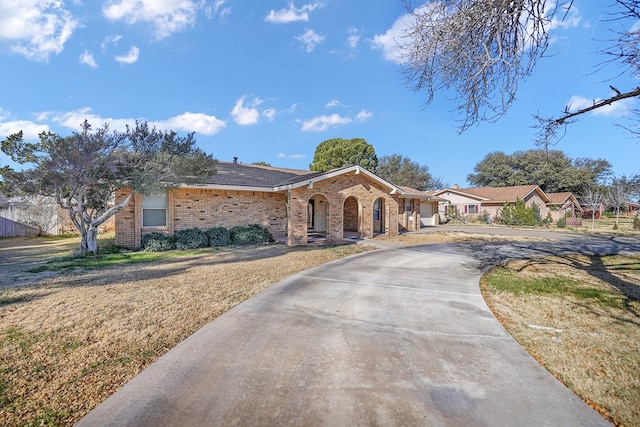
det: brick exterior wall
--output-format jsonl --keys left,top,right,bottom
{"left": 172, "top": 188, "right": 287, "bottom": 237}
{"left": 115, "top": 171, "right": 421, "bottom": 249}
{"left": 287, "top": 171, "right": 414, "bottom": 245}
{"left": 343, "top": 197, "right": 359, "bottom": 232}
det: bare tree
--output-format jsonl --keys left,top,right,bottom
{"left": 401, "top": 0, "right": 640, "bottom": 139}
{"left": 607, "top": 177, "right": 631, "bottom": 227}
{"left": 581, "top": 187, "right": 607, "bottom": 231}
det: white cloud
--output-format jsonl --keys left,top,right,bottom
{"left": 296, "top": 29, "right": 325, "bottom": 52}
{"left": 347, "top": 28, "right": 360, "bottom": 49}
{"left": 115, "top": 46, "right": 140, "bottom": 64}
{"left": 40, "top": 108, "right": 225, "bottom": 135}
{"left": 263, "top": 108, "right": 276, "bottom": 121}
{"left": 371, "top": 12, "right": 413, "bottom": 64}
{"left": 205, "top": 0, "right": 232, "bottom": 20}
{"left": 0, "top": 0, "right": 79, "bottom": 61}
{"left": 278, "top": 152, "right": 306, "bottom": 160}
{"left": 0, "top": 120, "right": 49, "bottom": 139}
{"left": 101, "top": 34, "right": 123, "bottom": 51}
{"left": 157, "top": 112, "right": 226, "bottom": 135}
{"left": 326, "top": 100, "right": 341, "bottom": 108}
{"left": 45, "top": 108, "right": 134, "bottom": 131}
{"left": 103, "top": 0, "right": 200, "bottom": 39}
{"left": 301, "top": 114, "right": 352, "bottom": 132}
{"left": 355, "top": 109, "right": 373, "bottom": 122}
{"left": 265, "top": 2, "right": 323, "bottom": 24}
{"left": 566, "top": 94, "right": 636, "bottom": 118}
{"left": 231, "top": 96, "right": 264, "bottom": 125}
{"left": 79, "top": 50, "right": 98, "bottom": 68}
{"left": 548, "top": 3, "right": 581, "bottom": 30}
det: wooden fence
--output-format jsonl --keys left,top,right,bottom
{"left": 0, "top": 216, "right": 39, "bottom": 238}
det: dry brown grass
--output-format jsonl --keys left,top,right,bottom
{"left": 0, "top": 241, "right": 369, "bottom": 426}
{"left": 481, "top": 255, "right": 640, "bottom": 427}
{"left": 1, "top": 230, "right": 638, "bottom": 426}
{"left": 374, "top": 230, "right": 555, "bottom": 245}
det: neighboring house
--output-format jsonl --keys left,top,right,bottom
{"left": 401, "top": 188, "right": 446, "bottom": 227}
{"left": 0, "top": 194, "right": 114, "bottom": 238}
{"left": 0, "top": 195, "right": 65, "bottom": 237}
{"left": 546, "top": 192, "right": 584, "bottom": 221}
{"left": 432, "top": 185, "right": 551, "bottom": 221}
{"left": 626, "top": 201, "right": 640, "bottom": 217}
{"left": 114, "top": 160, "right": 431, "bottom": 249}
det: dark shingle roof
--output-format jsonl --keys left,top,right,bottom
{"left": 204, "top": 162, "right": 313, "bottom": 187}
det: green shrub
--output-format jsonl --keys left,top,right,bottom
{"left": 557, "top": 217, "right": 567, "bottom": 228}
{"left": 634, "top": 216, "right": 640, "bottom": 231}
{"left": 500, "top": 198, "right": 534, "bottom": 226}
{"left": 206, "top": 227, "right": 231, "bottom": 246}
{"left": 229, "top": 224, "right": 273, "bottom": 245}
{"left": 174, "top": 228, "right": 209, "bottom": 249}
{"left": 603, "top": 211, "right": 614, "bottom": 218}
{"left": 142, "top": 232, "right": 175, "bottom": 252}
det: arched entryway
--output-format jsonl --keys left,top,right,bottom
{"left": 307, "top": 194, "right": 329, "bottom": 242}
{"left": 343, "top": 196, "right": 360, "bottom": 239}
{"left": 373, "top": 197, "right": 386, "bottom": 235}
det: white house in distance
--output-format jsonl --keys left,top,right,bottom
{"left": 432, "top": 185, "right": 552, "bottom": 220}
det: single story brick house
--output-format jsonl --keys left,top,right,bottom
{"left": 546, "top": 192, "right": 584, "bottom": 221}
{"left": 432, "top": 185, "right": 552, "bottom": 220}
{"left": 115, "top": 160, "right": 437, "bottom": 249}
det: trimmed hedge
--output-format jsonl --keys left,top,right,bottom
{"left": 142, "top": 232, "right": 175, "bottom": 252}
{"left": 142, "top": 225, "right": 273, "bottom": 252}
{"left": 230, "top": 224, "right": 273, "bottom": 245}
{"left": 206, "top": 227, "right": 231, "bottom": 246}
{"left": 174, "top": 228, "right": 209, "bottom": 250}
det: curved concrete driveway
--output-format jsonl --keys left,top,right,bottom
{"left": 79, "top": 232, "right": 640, "bottom": 426}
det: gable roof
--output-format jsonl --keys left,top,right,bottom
{"left": 434, "top": 185, "right": 551, "bottom": 203}
{"left": 546, "top": 192, "right": 573, "bottom": 204}
{"left": 547, "top": 192, "right": 584, "bottom": 212}
{"left": 187, "top": 161, "right": 416, "bottom": 197}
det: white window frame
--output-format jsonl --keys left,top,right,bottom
{"left": 142, "top": 192, "right": 168, "bottom": 227}
{"left": 373, "top": 199, "right": 381, "bottom": 221}
{"left": 406, "top": 200, "right": 414, "bottom": 213}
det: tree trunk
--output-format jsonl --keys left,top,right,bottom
{"left": 79, "top": 225, "right": 98, "bottom": 254}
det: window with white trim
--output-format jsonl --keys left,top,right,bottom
{"left": 142, "top": 193, "right": 167, "bottom": 227}
{"left": 406, "top": 200, "right": 414, "bottom": 213}
{"left": 466, "top": 204, "right": 478, "bottom": 214}
{"left": 373, "top": 199, "right": 381, "bottom": 221}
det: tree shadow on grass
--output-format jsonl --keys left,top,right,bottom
{"left": 5, "top": 243, "right": 362, "bottom": 290}
{"left": 449, "top": 235, "right": 640, "bottom": 316}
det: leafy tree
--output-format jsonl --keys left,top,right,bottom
{"left": 467, "top": 149, "right": 612, "bottom": 194}
{"left": 376, "top": 154, "right": 444, "bottom": 190}
{"left": 499, "top": 198, "right": 535, "bottom": 226}
{"left": 0, "top": 165, "right": 17, "bottom": 197}
{"left": 1, "top": 120, "right": 217, "bottom": 254}
{"left": 401, "top": 0, "right": 640, "bottom": 140}
{"left": 309, "top": 138, "right": 378, "bottom": 172}
{"left": 252, "top": 161, "right": 272, "bottom": 167}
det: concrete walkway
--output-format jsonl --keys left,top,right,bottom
{"left": 79, "top": 232, "right": 640, "bottom": 426}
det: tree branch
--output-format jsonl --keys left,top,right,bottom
{"left": 554, "top": 86, "right": 640, "bottom": 125}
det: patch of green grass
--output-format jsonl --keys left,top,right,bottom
{"left": 27, "top": 249, "right": 206, "bottom": 273}
{"left": 484, "top": 267, "right": 626, "bottom": 309}
{"left": 24, "top": 407, "right": 70, "bottom": 427}
{"left": 0, "top": 291, "right": 30, "bottom": 306}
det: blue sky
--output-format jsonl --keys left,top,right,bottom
{"left": 0, "top": 1, "right": 638, "bottom": 188}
